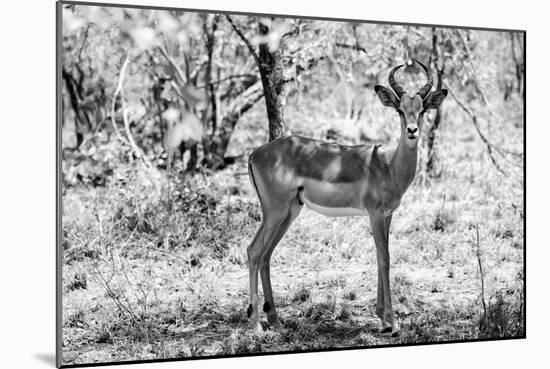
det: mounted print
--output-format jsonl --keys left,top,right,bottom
{"left": 57, "top": 1, "right": 525, "bottom": 367}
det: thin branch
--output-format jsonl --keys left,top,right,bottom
{"left": 455, "top": 29, "right": 520, "bottom": 144}
{"left": 282, "top": 76, "right": 297, "bottom": 85}
{"left": 446, "top": 87, "right": 506, "bottom": 175}
{"left": 148, "top": 50, "right": 201, "bottom": 108}
{"left": 168, "top": 80, "right": 186, "bottom": 100}
{"left": 113, "top": 52, "right": 153, "bottom": 169}
{"left": 509, "top": 33, "right": 524, "bottom": 95}
{"left": 122, "top": 108, "right": 153, "bottom": 169}
{"left": 280, "top": 19, "right": 301, "bottom": 40}
{"left": 408, "top": 27, "right": 430, "bottom": 41}
{"left": 195, "top": 74, "right": 257, "bottom": 89}
{"left": 335, "top": 42, "right": 367, "bottom": 54}
{"left": 456, "top": 30, "right": 494, "bottom": 109}
{"left": 157, "top": 45, "right": 187, "bottom": 84}
{"left": 227, "top": 82, "right": 264, "bottom": 115}
{"left": 219, "top": 74, "right": 260, "bottom": 103}
{"left": 110, "top": 55, "right": 129, "bottom": 142}
{"left": 475, "top": 225, "right": 487, "bottom": 319}
{"left": 204, "top": 14, "right": 218, "bottom": 132}
{"left": 77, "top": 24, "right": 91, "bottom": 63}
{"left": 224, "top": 15, "right": 260, "bottom": 67}
{"left": 189, "top": 59, "right": 208, "bottom": 85}
{"left": 92, "top": 262, "right": 138, "bottom": 322}
{"left": 238, "top": 91, "right": 264, "bottom": 116}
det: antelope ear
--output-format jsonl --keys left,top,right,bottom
{"left": 374, "top": 85, "right": 400, "bottom": 109}
{"left": 423, "top": 89, "right": 448, "bottom": 109}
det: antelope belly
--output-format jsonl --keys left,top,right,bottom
{"left": 301, "top": 196, "right": 367, "bottom": 217}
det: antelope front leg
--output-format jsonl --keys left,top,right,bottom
{"left": 370, "top": 212, "right": 399, "bottom": 335}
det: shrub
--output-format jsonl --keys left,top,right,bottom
{"left": 479, "top": 288, "right": 524, "bottom": 338}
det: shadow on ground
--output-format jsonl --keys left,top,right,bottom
{"left": 34, "top": 353, "right": 56, "bottom": 366}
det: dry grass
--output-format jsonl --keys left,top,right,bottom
{"left": 61, "top": 100, "right": 524, "bottom": 365}
{"left": 61, "top": 168, "right": 524, "bottom": 364}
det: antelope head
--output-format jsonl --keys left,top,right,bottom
{"left": 374, "top": 59, "right": 448, "bottom": 149}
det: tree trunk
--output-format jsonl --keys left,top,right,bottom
{"left": 426, "top": 77, "right": 443, "bottom": 175}
{"left": 510, "top": 33, "right": 524, "bottom": 96}
{"left": 426, "top": 28, "right": 445, "bottom": 177}
{"left": 205, "top": 90, "right": 264, "bottom": 169}
{"left": 200, "top": 15, "right": 284, "bottom": 169}
{"left": 258, "top": 19, "right": 286, "bottom": 142}
{"left": 62, "top": 67, "right": 91, "bottom": 148}
{"left": 204, "top": 14, "right": 218, "bottom": 133}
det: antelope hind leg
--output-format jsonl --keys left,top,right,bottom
{"left": 247, "top": 222, "right": 267, "bottom": 333}
{"left": 370, "top": 212, "right": 399, "bottom": 335}
{"left": 259, "top": 199, "right": 302, "bottom": 330}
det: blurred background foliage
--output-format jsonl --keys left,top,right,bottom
{"left": 61, "top": 4, "right": 524, "bottom": 186}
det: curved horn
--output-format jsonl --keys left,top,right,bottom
{"left": 415, "top": 59, "right": 433, "bottom": 99}
{"left": 388, "top": 64, "right": 405, "bottom": 98}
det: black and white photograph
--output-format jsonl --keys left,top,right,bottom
{"left": 57, "top": 1, "right": 525, "bottom": 366}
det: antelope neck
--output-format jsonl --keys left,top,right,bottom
{"left": 389, "top": 131, "right": 418, "bottom": 194}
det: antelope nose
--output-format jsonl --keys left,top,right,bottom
{"left": 407, "top": 125, "right": 418, "bottom": 134}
